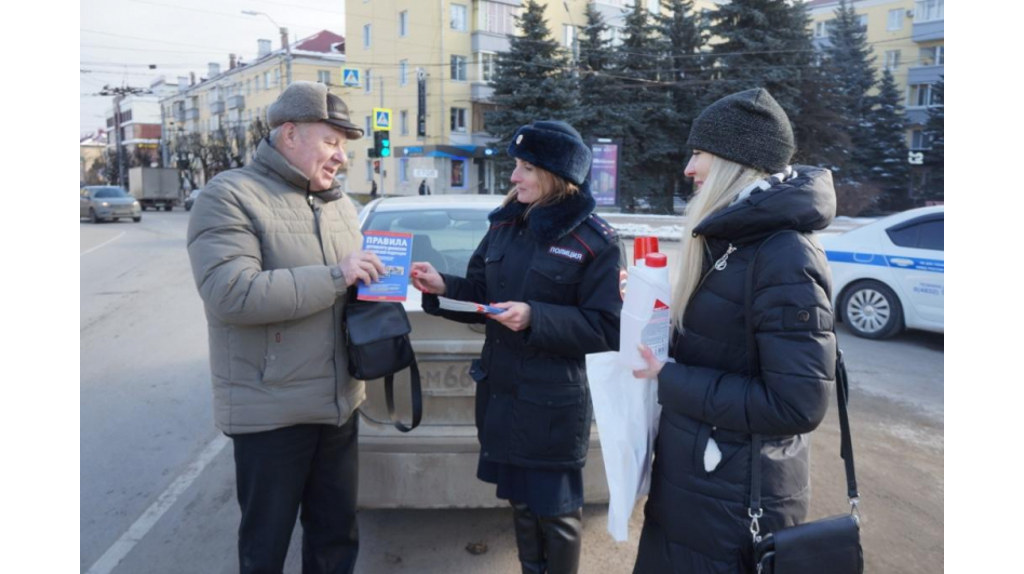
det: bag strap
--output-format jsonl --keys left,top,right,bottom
{"left": 385, "top": 360, "right": 422, "bottom": 433}
{"left": 744, "top": 231, "right": 860, "bottom": 543}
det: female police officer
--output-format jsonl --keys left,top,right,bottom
{"left": 412, "top": 121, "right": 625, "bottom": 574}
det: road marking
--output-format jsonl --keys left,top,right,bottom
{"left": 85, "top": 434, "right": 230, "bottom": 574}
{"left": 81, "top": 232, "right": 126, "bottom": 257}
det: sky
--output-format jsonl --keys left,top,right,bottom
{"left": 80, "top": 0, "right": 347, "bottom": 136}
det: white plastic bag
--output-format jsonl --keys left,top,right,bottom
{"left": 587, "top": 351, "right": 661, "bottom": 542}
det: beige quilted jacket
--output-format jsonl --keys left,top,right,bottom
{"left": 187, "top": 140, "right": 364, "bottom": 434}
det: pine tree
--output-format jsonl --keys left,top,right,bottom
{"left": 612, "top": 2, "right": 674, "bottom": 212}
{"left": 656, "top": 0, "right": 706, "bottom": 203}
{"left": 574, "top": 3, "right": 620, "bottom": 145}
{"left": 864, "top": 68, "right": 910, "bottom": 212}
{"left": 487, "top": 0, "right": 578, "bottom": 182}
{"left": 920, "top": 77, "right": 944, "bottom": 203}
{"left": 822, "top": 0, "right": 877, "bottom": 193}
{"left": 705, "top": 0, "right": 817, "bottom": 117}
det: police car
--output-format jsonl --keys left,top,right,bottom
{"left": 820, "top": 206, "right": 944, "bottom": 339}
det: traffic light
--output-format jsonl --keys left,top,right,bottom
{"left": 374, "top": 129, "right": 391, "bottom": 158}
{"left": 367, "top": 146, "right": 378, "bottom": 159}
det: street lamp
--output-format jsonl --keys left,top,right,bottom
{"left": 241, "top": 10, "right": 292, "bottom": 88}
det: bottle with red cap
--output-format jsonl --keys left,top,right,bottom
{"left": 620, "top": 247, "right": 671, "bottom": 370}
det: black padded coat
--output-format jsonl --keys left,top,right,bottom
{"left": 633, "top": 166, "right": 839, "bottom": 574}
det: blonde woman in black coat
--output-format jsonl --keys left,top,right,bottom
{"left": 631, "top": 89, "right": 839, "bottom": 573}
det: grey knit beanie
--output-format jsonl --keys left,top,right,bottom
{"left": 686, "top": 88, "right": 795, "bottom": 173}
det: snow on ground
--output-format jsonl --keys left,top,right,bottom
{"left": 601, "top": 214, "right": 879, "bottom": 241}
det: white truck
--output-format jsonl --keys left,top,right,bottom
{"left": 128, "top": 167, "right": 181, "bottom": 211}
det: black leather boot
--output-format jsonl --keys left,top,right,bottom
{"left": 537, "top": 508, "right": 582, "bottom": 574}
{"left": 511, "top": 502, "right": 546, "bottom": 574}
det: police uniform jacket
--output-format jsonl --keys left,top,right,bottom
{"left": 423, "top": 189, "right": 625, "bottom": 470}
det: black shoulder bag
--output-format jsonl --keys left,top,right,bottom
{"left": 744, "top": 231, "right": 863, "bottom": 574}
{"left": 343, "top": 290, "right": 422, "bottom": 433}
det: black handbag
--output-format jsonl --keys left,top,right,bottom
{"left": 743, "top": 232, "right": 863, "bottom": 574}
{"left": 343, "top": 290, "right": 422, "bottom": 432}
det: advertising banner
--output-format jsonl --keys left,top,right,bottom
{"left": 590, "top": 141, "right": 619, "bottom": 207}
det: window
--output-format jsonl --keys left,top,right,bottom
{"left": 399, "top": 10, "right": 408, "bottom": 37}
{"left": 887, "top": 9, "right": 904, "bottom": 31}
{"left": 564, "top": 25, "right": 575, "bottom": 50}
{"left": 451, "top": 4, "right": 467, "bottom": 31}
{"left": 264, "top": 71, "right": 272, "bottom": 89}
{"left": 884, "top": 50, "right": 901, "bottom": 71}
{"left": 400, "top": 60, "right": 409, "bottom": 86}
{"left": 920, "top": 45, "right": 944, "bottom": 66}
{"left": 400, "top": 110, "right": 409, "bottom": 136}
{"left": 451, "top": 107, "right": 467, "bottom": 133}
{"left": 365, "top": 69, "right": 373, "bottom": 93}
{"left": 363, "top": 24, "right": 372, "bottom": 49}
{"left": 399, "top": 158, "right": 409, "bottom": 183}
{"left": 318, "top": 70, "right": 331, "bottom": 84}
{"left": 814, "top": 21, "right": 829, "bottom": 38}
{"left": 857, "top": 14, "right": 868, "bottom": 30}
{"left": 274, "top": 69, "right": 281, "bottom": 87}
{"left": 365, "top": 116, "right": 372, "bottom": 139}
{"left": 916, "top": 0, "right": 943, "bottom": 22}
{"left": 911, "top": 129, "right": 934, "bottom": 150}
{"left": 480, "top": 53, "right": 496, "bottom": 83}
{"left": 451, "top": 159, "right": 466, "bottom": 188}
{"left": 886, "top": 216, "right": 944, "bottom": 250}
{"left": 908, "top": 84, "right": 938, "bottom": 107}
{"left": 451, "top": 55, "right": 467, "bottom": 81}
{"left": 480, "top": 1, "right": 517, "bottom": 35}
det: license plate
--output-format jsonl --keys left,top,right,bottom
{"left": 420, "top": 361, "right": 475, "bottom": 397}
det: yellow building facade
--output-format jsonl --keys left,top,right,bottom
{"left": 344, "top": 0, "right": 718, "bottom": 197}
{"left": 807, "top": 0, "right": 944, "bottom": 152}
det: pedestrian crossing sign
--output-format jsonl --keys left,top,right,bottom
{"left": 343, "top": 68, "right": 360, "bottom": 87}
{"left": 373, "top": 108, "right": 392, "bottom": 131}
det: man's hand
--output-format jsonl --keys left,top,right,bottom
{"left": 338, "top": 250, "right": 386, "bottom": 287}
{"left": 632, "top": 344, "right": 665, "bottom": 379}
{"left": 488, "top": 301, "right": 531, "bottom": 331}
{"left": 411, "top": 262, "right": 446, "bottom": 295}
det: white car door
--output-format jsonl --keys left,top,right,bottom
{"left": 883, "top": 216, "right": 944, "bottom": 328}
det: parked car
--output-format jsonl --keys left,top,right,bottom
{"left": 356, "top": 195, "right": 610, "bottom": 508}
{"left": 820, "top": 206, "right": 944, "bottom": 339}
{"left": 184, "top": 188, "right": 202, "bottom": 211}
{"left": 80, "top": 186, "right": 142, "bottom": 223}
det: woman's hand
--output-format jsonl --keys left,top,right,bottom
{"left": 411, "top": 262, "right": 446, "bottom": 295}
{"left": 488, "top": 301, "right": 531, "bottom": 331}
{"left": 632, "top": 344, "right": 665, "bottom": 379}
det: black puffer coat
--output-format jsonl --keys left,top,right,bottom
{"left": 634, "top": 166, "right": 838, "bottom": 573}
{"left": 423, "top": 189, "right": 625, "bottom": 470}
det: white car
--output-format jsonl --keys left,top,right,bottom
{"left": 820, "top": 206, "right": 944, "bottom": 339}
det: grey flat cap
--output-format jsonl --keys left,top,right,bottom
{"left": 267, "top": 81, "right": 364, "bottom": 139}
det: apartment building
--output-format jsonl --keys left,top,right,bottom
{"left": 105, "top": 77, "right": 180, "bottom": 167}
{"left": 159, "top": 30, "right": 346, "bottom": 187}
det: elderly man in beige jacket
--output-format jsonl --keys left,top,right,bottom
{"left": 187, "top": 81, "right": 384, "bottom": 574}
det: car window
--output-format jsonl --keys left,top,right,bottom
{"left": 93, "top": 188, "right": 128, "bottom": 198}
{"left": 886, "top": 224, "right": 919, "bottom": 248}
{"left": 363, "top": 209, "right": 490, "bottom": 278}
{"left": 917, "top": 220, "right": 943, "bottom": 251}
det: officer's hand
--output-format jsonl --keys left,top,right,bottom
{"left": 339, "top": 250, "right": 386, "bottom": 287}
{"left": 632, "top": 344, "right": 665, "bottom": 379}
{"left": 411, "top": 262, "right": 446, "bottom": 294}
{"left": 488, "top": 301, "right": 531, "bottom": 331}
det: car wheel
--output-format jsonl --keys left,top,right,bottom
{"left": 185, "top": 203, "right": 192, "bottom": 212}
{"left": 141, "top": 205, "right": 147, "bottom": 211}
{"left": 164, "top": 205, "right": 172, "bottom": 212}
{"left": 841, "top": 280, "right": 903, "bottom": 340}
{"left": 89, "top": 208, "right": 100, "bottom": 224}
{"left": 133, "top": 216, "right": 142, "bottom": 223}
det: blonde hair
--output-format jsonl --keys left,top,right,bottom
{"left": 501, "top": 162, "right": 580, "bottom": 218}
{"left": 671, "top": 154, "right": 768, "bottom": 330}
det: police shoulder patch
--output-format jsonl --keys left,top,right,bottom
{"left": 585, "top": 214, "right": 618, "bottom": 243}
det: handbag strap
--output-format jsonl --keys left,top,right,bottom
{"left": 744, "top": 231, "right": 860, "bottom": 543}
{"left": 385, "top": 360, "right": 422, "bottom": 433}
